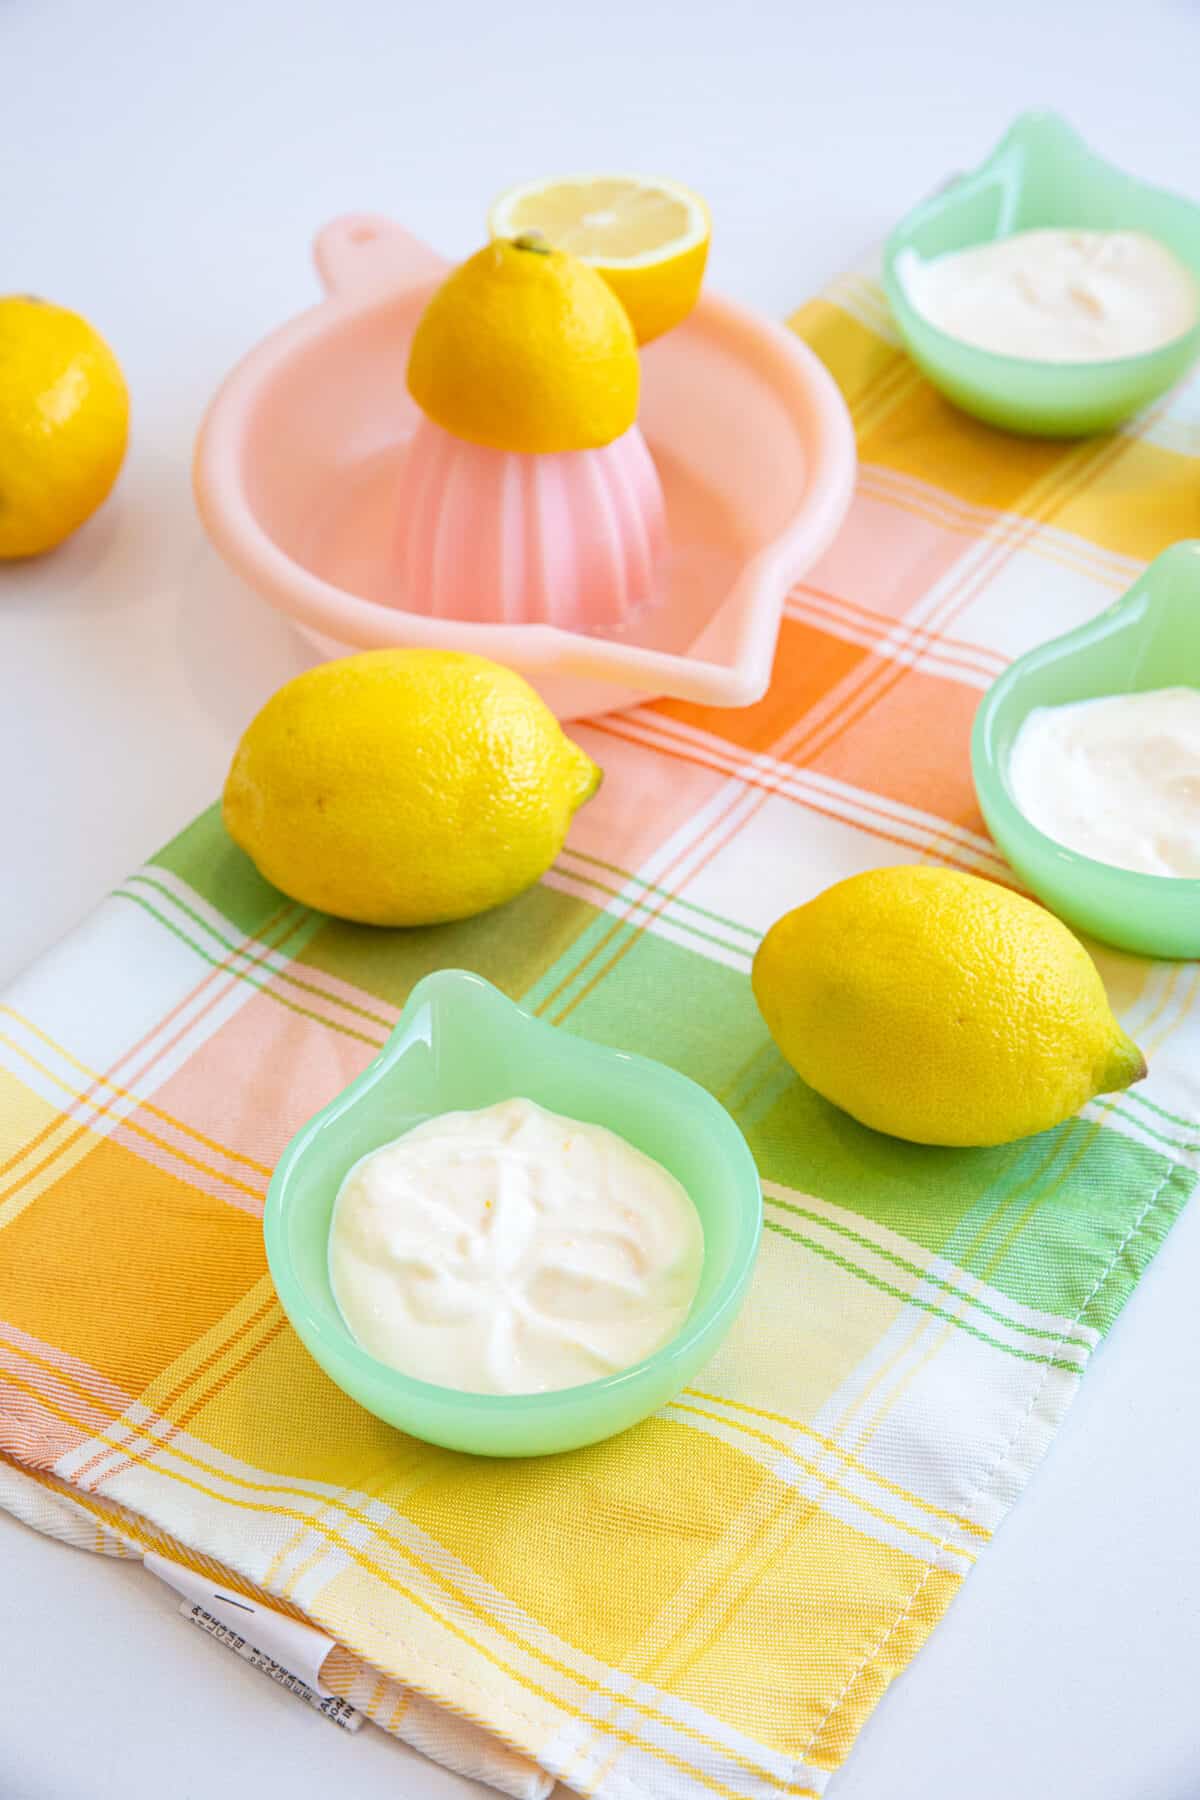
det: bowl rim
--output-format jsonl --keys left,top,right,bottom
{"left": 263, "top": 968, "right": 764, "bottom": 1417}
{"left": 192, "top": 243, "right": 857, "bottom": 709}
{"left": 970, "top": 540, "right": 1200, "bottom": 904}
{"left": 882, "top": 109, "right": 1200, "bottom": 385}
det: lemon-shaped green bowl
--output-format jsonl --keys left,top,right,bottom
{"left": 884, "top": 110, "right": 1200, "bottom": 436}
{"left": 972, "top": 541, "right": 1200, "bottom": 959}
{"left": 264, "top": 969, "right": 762, "bottom": 1457}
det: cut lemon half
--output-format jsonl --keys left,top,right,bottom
{"left": 489, "top": 175, "right": 710, "bottom": 344}
{"left": 407, "top": 237, "right": 638, "bottom": 452}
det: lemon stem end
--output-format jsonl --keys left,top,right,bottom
{"left": 512, "top": 231, "right": 552, "bottom": 255}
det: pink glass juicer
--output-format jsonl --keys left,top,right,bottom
{"left": 194, "top": 215, "right": 857, "bottom": 720}
{"left": 391, "top": 415, "right": 667, "bottom": 634}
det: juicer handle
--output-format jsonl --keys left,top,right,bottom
{"left": 313, "top": 215, "right": 449, "bottom": 300}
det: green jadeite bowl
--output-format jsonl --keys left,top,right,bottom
{"left": 972, "top": 541, "right": 1200, "bottom": 959}
{"left": 264, "top": 969, "right": 762, "bottom": 1457}
{"left": 883, "top": 110, "right": 1200, "bottom": 436}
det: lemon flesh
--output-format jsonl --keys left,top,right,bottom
{"left": 752, "top": 865, "right": 1146, "bottom": 1148}
{"left": 0, "top": 296, "right": 129, "bottom": 558}
{"left": 407, "top": 237, "right": 638, "bottom": 454}
{"left": 490, "top": 175, "right": 710, "bottom": 344}
{"left": 222, "top": 650, "right": 601, "bottom": 927}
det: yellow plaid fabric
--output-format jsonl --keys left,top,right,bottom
{"left": 1, "top": 267, "right": 1198, "bottom": 1799}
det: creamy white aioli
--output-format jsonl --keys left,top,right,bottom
{"left": 1009, "top": 687, "right": 1200, "bottom": 877}
{"left": 898, "top": 229, "right": 1199, "bottom": 362}
{"left": 328, "top": 1098, "right": 704, "bottom": 1395}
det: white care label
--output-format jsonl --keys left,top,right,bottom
{"left": 144, "top": 1552, "right": 363, "bottom": 1733}
{"left": 181, "top": 1603, "right": 364, "bottom": 1731}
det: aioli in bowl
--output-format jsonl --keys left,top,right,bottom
{"left": 329, "top": 1097, "right": 704, "bottom": 1396}
{"left": 1008, "top": 687, "right": 1200, "bottom": 879}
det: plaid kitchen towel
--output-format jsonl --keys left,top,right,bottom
{"left": 2, "top": 257, "right": 1199, "bottom": 1800}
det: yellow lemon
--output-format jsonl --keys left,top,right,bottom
{"left": 223, "top": 649, "right": 601, "bottom": 927}
{"left": 752, "top": 866, "right": 1146, "bottom": 1147}
{"left": 0, "top": 296, "right": 129, "bottom": 558}
{"left": 489, "top": 175, "right": 710, "bottom": 344}
{"left": 407, "top": 236, "right": 638, "bottom": 453}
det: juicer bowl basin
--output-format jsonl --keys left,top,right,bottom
{"left": 194, "top": 215, "right": 856, "bottom": 719}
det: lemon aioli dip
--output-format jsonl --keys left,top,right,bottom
{"left": 898, "top": 229, "right": 1199, "bottom": 362}
{"left": 329, "top": 1098, "right": 704, "bottom": 1395}
{"left": 1008, "top": 687, "right": 1200, "bottom": 878}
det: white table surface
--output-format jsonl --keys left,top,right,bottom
{"left": 3, "top": 1, "right": 1199, "bottom": 1795}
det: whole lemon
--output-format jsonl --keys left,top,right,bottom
{"left": 0, "top": 296, "right": 129, "bottom": 558}
{"left": 752, "top": 866, "right": 1146, "bottom": 1147}
{"left": 223, "top": 650, "right": 600, "bottom": 927}
{"left": 407, "top": 235, "right": 639, "bottom": 453}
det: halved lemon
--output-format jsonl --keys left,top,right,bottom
{"left": 489, "top": 175, "right": 710, "bottom": 345}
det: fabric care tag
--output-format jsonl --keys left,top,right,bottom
{"left": 144, "top": 1552, "right": 364, "bottom": 1732}
{"left": 180, "top": 1604, "right": 364, "bottom": 1731}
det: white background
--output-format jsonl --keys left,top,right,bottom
{"left": 2, "top": 1, "right": 1199, "bottom": 1795}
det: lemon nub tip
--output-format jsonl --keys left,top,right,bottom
{"left": 1100, "top": 1030, "right": 1148, "bottom": 1096}
{"left": 569, "top": 745, "right": 603, "bottom": 810}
